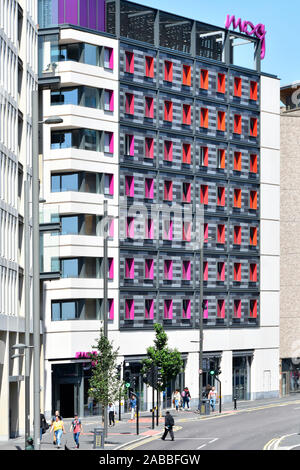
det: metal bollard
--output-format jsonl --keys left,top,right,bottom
{"left": 233, "top": 397, "right": 237, "bottom": 410}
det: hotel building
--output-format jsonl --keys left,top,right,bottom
{"left": 37, "top": 0, "right": 280, "bottom": 418}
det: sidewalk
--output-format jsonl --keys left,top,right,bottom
{"left": 1, "top": 395, "right": 299, "bottom": 451}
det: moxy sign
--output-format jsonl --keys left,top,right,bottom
{"left": 225, "top": 15, "right": 266, "bottom": 60}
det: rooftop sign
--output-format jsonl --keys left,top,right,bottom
{"left": 225, "top": 15, "right": 266, "bottom": 59}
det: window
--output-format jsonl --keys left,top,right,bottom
{"left": 125, "top": 175, "right": 134, "bottom": 197}
{"left": 234, "top": 226, "right": 241, "bottom": 245}
{"left": 217, "top": 73, "right": 226, "bottom": 93}
{"left": 234, "top": 151, "right": 242, "bottom": 171}
{"left": 234, "top": 263, "right": 241, "bottom": 282}
{"left": 51, "top": 299, "right": 100, "bottom": 321}
{"left": 217, "top": 186, "right": 225, "bottom": 207}
{"left": 234, "top": 299, "right": 241, "bottom": 318}
{"left": 51, "top": 87, "right": 79, "bottom": 106}
{"left": 200, "top": 69, "right": 209, "bottom": 90}
{"left": 217, "top": 262, "right": 225, "bottom": 281}
{"left": 204, "top": 223, "right": 208, "bottom": 242}
{"left": 249, "top": 190, "right": 257, "bottom": 210}
{"left": 164, "top": 299, "right": 173, "bottom": 319}
{"left": 250, "top": 153, "right": 258, "bottom": 173}
{"left": 217, "top": 111, "right": 226, "bottom": 131}
{"left": 108, "top": 258, "right": 114, "bottom": 280}
{"left": 164, "top": 100, "right": 173, "bottom": 122}
{"left": 104, "top": 47, "right": 113, "bottom": 69}
{"left": 249, "top": 263, "right": 257, "bottom": 282}
{"left": 203, "top": 299, "right": 209, "bottom": 319}
{"left": 217, "top": 224, "right": 225, "bottom": 244}
{"left": 145, "top": 96, "right": 154, "bottom": 118}
{"left": 200, "top": 108, "right": 209, "bottom": 128}
{"left": 164, "top": 60, "right": 173, "bottom": 82}
{"left": 125, "top": 258, "right": 134, "bottom": 279}
{"left": 217, "top": 299, "right": 225, "bottom": 318}
{"left": 125, "top": 51, "right": 134, "bottom": 73}
{"left": 104, "top": 89, "right": 114, "bottom": 111}
{"left": 182, "top": 143, "right": 191, "bottom": 164}
{"left": 104, "top": 174, "right": 114, "bottom": 196}
{"left": 250, "top": 81, "right": 258, "bottom": 101}
{"left": 145, "top": 56, "right": 154, "bottom": 78}
{"left": 145, "top": 299, "right": 154, "bottom": 319}
{"left": 250, "top": 226, "right": 258, "bottom": 246}
{"left": 51, "top": 172, "right": 79, "bottom": 192}
{"left": 125, "top": 134, "right": 134, "bottom": 156}
{"left": 200, "top": 146, "right": 208, "bottom": 167}
{"left": 234, "top": 188, "right": 242, "bottom": 208}
{"left": 234, "top": 77, "right": 242, "bottom": 97}
{"left": 234, "top": 114, "right": 242, "bottom": 134}
{"left": 125, "top": 299, "right": 134, "bottom": 320}
{"left": 200, "top": 185, "right": 208, "bottom": 205}
{"left": 145, "top": 259, "right": 154, "bottom": 279}
{"left": 163, "top": 218, "right": 173, "bottom": 241}
{"left": 104, "top": 131, "right": 114, "bottom": 154}
{"left": 164, "top": 140, "right": 173, "bottom": 162}
{"left": 183, "top": 221, "right": 192, "bottom": 242}
{"left": 164, "top": 180, "right": 173, "bottom": 201}
{"left": 145, "top": 217, "right": 154, "bottom": 239}
{"left": 249, "top": 299, "right": 257, "bottom": 318}
{"left": 182, "top": 299, "right": 191, "bottom": 319}
{"left": 217, "top": 149, "right": 226, "bottom": 169}
{"left": 125, "top": 93, "right": 134, "bottom": 115}
{"left": 164, "top": 260, "right": 173, "bottom": 280}
{"left": 182, "top": 182, "right": 191, "bottom": 203}
{"left": 182, "top": 260, "right": 191, "bottom": 280}
{"left": 126, "top": 217, "right": 134, "bottom": 238}
{"left": 182, "top": 104, "right": 191, "bottom": 125}
{"left": 145, "top": 137, "right": 154, "bottom": 159}
{"left": 250, "top": 117, "right": 258, "bottom": 137}
{"left": 182, "top": 64, "right": 191, "bottom": 86}
{"left": 108, "top": 299, "right": 114, "bottom": 320}
{"left": 203, "top": 261, "right": 208, "bottom": 281}
{"left": 145, "top": 178, "right": 154, "bottom": 199}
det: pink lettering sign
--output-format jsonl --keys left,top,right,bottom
{"left": 225, "top": 15, "right": 266, "bottom": 60}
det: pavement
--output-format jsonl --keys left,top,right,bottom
{"left": 1, "top": 395, "right": 300, "bottom": 451}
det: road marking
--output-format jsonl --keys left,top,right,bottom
{"left": 196, "top": 444, "right": 207, "bottom": 450}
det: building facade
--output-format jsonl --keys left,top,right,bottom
{"left": 280, "top": 84, "right": 300, "bottom": 396}
{"left": 38, "top": 0, "right": 280, "bottom": 418}
{"left": 0, "top": 0, "right": 38, "bottom": 440}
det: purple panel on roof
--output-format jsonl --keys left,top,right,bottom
{"left": 88, "top": 0, "right": 97, "bottom": 29}
{"left": 52, "top": 0, "right": 59, "bottom": 25}
{"left": 97, "top": 0, "right": 105, "bottom": 31}
{"left": 80, "top": 0, "right": 89, "bottom": 27}
{"left": 65, "top": 0, "right": 79, "bottom": 24}
{"left": 58, "top": 0, "right": 64, "bottom": 23}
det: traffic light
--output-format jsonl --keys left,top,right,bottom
{"left": 215, "top": 366, "right": 222, "bottom": 376}
{"left": 157, "top": 366, "right": 162, "bottom": 387}
{"left": 124, "top": 369, "right": 131, "bottom": 389}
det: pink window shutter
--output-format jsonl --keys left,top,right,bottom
{"left": 109, "top": 90, "right": 114, "bottom": 111}
{"left": 185, "top": 300, "right": 191, "bottom": 319}
{"left": 108, "top": 258, "right": 114, "bottom": 279}
{"left": 109, "top": 299, "right": 114, "bottom": 320}
{"left": 109, "top": 218, "right": 114, "bottom": 237}
{"left": 109, "top": 48, "right": 114, "bottom": 69}
{"left": 203, "top": 300, "right": 208, "bottom": 319}
{"left": 109, "top": 174, "right": 114, "bottom": 195}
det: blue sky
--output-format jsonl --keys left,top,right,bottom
{"left": 133, "top": 0, "right": 298, "bottom": 86}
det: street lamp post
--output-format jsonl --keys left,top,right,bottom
{"left": 199, "top": 222, "right": 204, "bottom": 411}
{"left": 103, "top": 199, "right": 108, "bottom": 438}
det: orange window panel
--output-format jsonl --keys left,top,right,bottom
{"left": 200, "top": 108, "right": 209, "bottom": 128}
{"left": 164, "top": 100, "right": 173, "bottom": 122}
{"left": 250, "top": 117, "right": 258, "bottom": 137}
{"left": 182, "top": 143, "right": 191, "bottom": 164}
{"left": 234, "top": 188, "right": 242, "bottom": 208}
{"left": 217, "top": 187, "right": 225, "bottom": 206}
{"left": 164, "top": 60, "right": 173, "bottom": 82}
{"left": 250, "top": 81, "right": 258, "bottom": 101}
{"left": 182, "top": 64, "right": 191, "bottom": 86}
{"left": 200, "top": 146, "right": 208, "bottom": 166}
{"left": 249, "top": 263, "right": 257, "bottom": 282}
{"left": 217, "top": 224, "right": 225, "bottom": 244}
{"left": 234, "top": 151, "right": 242, "bottom": 171}
{"left": 217, "top": 149, "right": 226, "bottom": 169}
{"left": 250, "top": 226, "right": 257, "bottom": 246}
{"left": 217, "top": 111, "right": 226, "bottom": 131}
{"left": 200, "top": 185, "right": 208, "bottom": 205}
{"left": 250, "top": 153, "right": 258, "bottom": 173}
{"left": 250, "top": 190, "right": 257, "bottom": 210}
{"left": 234, "top": 114, "right": 242, "bottom": 134}
{"left": 234, "top": 226, "right": 241, "bottom": 245}
{"left": 234, "top": 77, "right": 242, "bottom": 97}
{"left": 217, "top": 73, "right": 226, "bottom": 94}
{"left": 200, "top": 69, "right": 209, "bottom": 90}
{"left": 145, "top": 56, "right": 154, "bottom": 78}
{"left": 182, "top": 104, "right": 191, "bottom": 125}
{"left": 234, "top": 263, "right": 241, "bottom": 282}
{"left": 249, "top": 299, "right": 257, "bottom": 318}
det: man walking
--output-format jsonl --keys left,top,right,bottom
{"left": 130, "top": 394, "right": 137, "bottom": 420}
{"left": 161, "top": 411, "right": 175, "bottom": 441}
{"left": 70, "top": 413, "right": 83, "bottom": 449}
{"left": 108, "top": 403, "right": 116, "bottom": 426}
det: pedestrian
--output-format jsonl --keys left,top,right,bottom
{"left": 108, "top": 403, "right": 116, "bottom": 426}
{"left": 50, "top": 415, "right": 66, "bottom": 449}
{"left": 185, "top": 387, "right": 191, "bottom": 408}
{"left": 208, "top": 386, "right": 217, "bottom": 412}
{"left": 130, "top": 394, "right": 137, "bottom": 420}
{"left": 25, "top": 436, "right": 34, "bottom": 450}
{"left": 40, "top": 412, "right": 48, "bottom": 441}
{"left": 70, "top": 413, "right": 82, "bottom": 449}
{"left": 204, "top": 384, "right": 212, "bottom": 398}
{"left": 172, "top": 389, "right": 181, "bottom": 412}
{"left": 161, "top": 411, "right": 175, "bottom": 441}
{"left": 51, "top": 410, "right": 62, "bottom": 445}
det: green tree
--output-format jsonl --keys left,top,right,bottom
{"left": 88, "top": 330, "right": 125, "bottom": 422}
{"left": 141, "top": 323, "right": 183, "bottom": 391}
